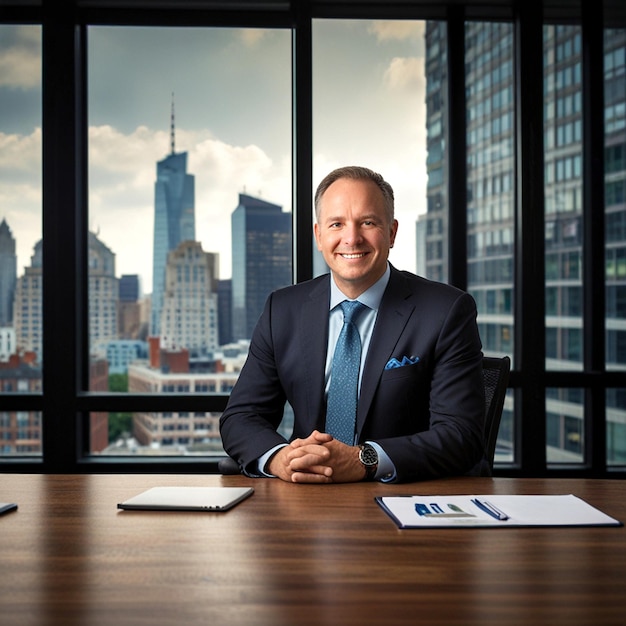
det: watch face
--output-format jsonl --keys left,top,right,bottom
{"left": 360, "top": 445, "right": 378, "bottom": 466}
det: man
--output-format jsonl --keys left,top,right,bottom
{"left": 219, "top": 166, "right": 487, "bottom": 483}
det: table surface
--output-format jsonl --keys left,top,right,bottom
{"left": 1, "top": 473, "right": 625, "bottom": 626}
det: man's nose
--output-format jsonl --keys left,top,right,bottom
{"left": 343, "top": 224, "right": 363, "bottom": 245}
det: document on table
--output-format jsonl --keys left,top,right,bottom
{"left": 376, "top": 494, "right": 622, "bottom": 529}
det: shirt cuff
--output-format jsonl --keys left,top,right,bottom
{"left": 256, "top": 443, "right": 288, "bottom": 477}
{"left": 366, "top": 440, "right": 397, "bottom": 482}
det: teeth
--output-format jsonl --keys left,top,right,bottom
{"left": 342, "top": 253, "right": 364, "bottom": 259}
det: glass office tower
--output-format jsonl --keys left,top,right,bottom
{"left": 603, "top": 27, "right": 626, "bottom": 464}
{"left": 0, "top": 218, "right": 17, "bottom": 327}
{"left": 150, "top": 150, "right": 196, "bottom": 337}
{"left": 422, "top": 22, "right": 626, "bottom": 464}
{"left": 231, "top": 193, "right": 292, "bottom": 341}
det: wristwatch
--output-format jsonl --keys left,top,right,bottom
{"left": 359, "top": 443, "right": 378, "bottom": 481}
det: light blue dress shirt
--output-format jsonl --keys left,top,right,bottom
{"left": 256, "top": 264, "right": 397, "bottom": 481}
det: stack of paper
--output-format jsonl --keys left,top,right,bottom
{"left": 376, "top": 494, "right": 622, "bottom": 529}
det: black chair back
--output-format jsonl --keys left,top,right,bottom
{"left": 482, "top": 356, "right": 511, "bottom": 469}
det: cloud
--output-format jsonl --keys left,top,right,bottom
{"left": 0, "top": 128, "right": 42, "bottom": 175}
{"left": 0, "top": 25, "right": 41, "bottom": 89}
{"left": 384, "top": 56, "right": 424, "bottom": 91}
{"left": 189, "top": 136, "right": 291, "bottom": 280}
{"left": 0, "top": 127, "right": 42, "bottom": 273}
{"left": 368, "top": 21, "right": 425, "bottom": 42}
{"left": 237, "top": 29, "right": 268, "bottom": 47}
{"left": 87, "top": 124, "right": 290, "bottom": 284}
{"left": 0, "top": 121, "right": 291, "bottom": 284}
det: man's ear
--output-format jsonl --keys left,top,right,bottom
{"left": 314, "top": 222, "right": 322, "bottom": 251}
{"left": 389, "top": 219, "right": 399, "bottom": 248}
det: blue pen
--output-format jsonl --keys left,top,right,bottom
{"left": 471, "top": 498, "right": 509, "bottom": 521}
{"left": 415, "top": 503, "right": 431, "bottom": 516}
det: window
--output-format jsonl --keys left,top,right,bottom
{"left": 86, "top": 26, "right": 291, "bottom": 456}
{"left": 604, "top": 26, "right": 626, "bottom": 466}
{"left": 0, "top": 1, "right": 624, "bottom": 477}
{"left": 465, "top": 21, "right": 516, "bottom": 459}
{"left": 312, "top": 18, "right": 427, "bottom": 277}
{"left": 0, "top": 24, "right": 42, "bottom": 457}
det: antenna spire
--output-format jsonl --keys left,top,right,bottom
{"left": 170, "top": 92, "right": 175, "bottom": 155}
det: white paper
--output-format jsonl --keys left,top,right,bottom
{"left": 377, "top": 494, "right": 622, "bottom": 528}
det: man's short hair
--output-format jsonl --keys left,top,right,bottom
{"left": 314, "top": 166, "right": 395, "bottom": 224}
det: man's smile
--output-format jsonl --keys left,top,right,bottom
{"left": 339, "top": 252, "right": 367, "bottom": 259}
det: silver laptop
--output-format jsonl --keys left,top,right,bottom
{"left": 117, "top": 486, "right": 254, "bottom": 512}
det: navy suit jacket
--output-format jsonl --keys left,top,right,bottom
{"left": 219, "top": 266, "right": 487, "bottom": 482}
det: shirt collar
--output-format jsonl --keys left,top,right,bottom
{"left": 329, "top": 263, "right": 390, "bottom": 311}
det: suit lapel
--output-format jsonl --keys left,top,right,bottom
{"left": 357, "top": 269, "right": 415, "bottom": 431}
{"left": 297, "top": 270, "right": 416, "bottom": 436}
{"left": 299, "top": 277, "right": 331, "bottom": 430}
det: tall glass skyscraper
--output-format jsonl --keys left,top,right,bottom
{"left": 231, "top": 193, "right": 292, "bottom": 341}
{"left": 0, "top": 218, "right": 16, "bottom": 327}
{"left": 150, "top": 149, "right": 195, "bottom": 337}
{"left": 421, "top": 22, "right": 626, "bottom": 464}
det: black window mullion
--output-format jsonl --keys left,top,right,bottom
{"left": 292, "top": 0, "right": 314, "bottom": 284}
{"left": 77, "top": 22, "right": 90, "bottom": 460}
{"left": 514, "top": 0, "right": 546, "bottom": 475}
{"left": 446, "top": 7, "right": 468, "bottom": 292}
{"left": 581, "top": 0, "right": 607, "bottom": 473}
{"left": 41, "top": 6, "right": 82, "bottom": 471}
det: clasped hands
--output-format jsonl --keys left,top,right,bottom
{"left": 267, "top": 430, "right": 366, "bottom": 483}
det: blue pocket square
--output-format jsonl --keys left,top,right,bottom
{"left": 384, "top": 355, "right": 420, "bottom": 370}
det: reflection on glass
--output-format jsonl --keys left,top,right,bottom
{"left": 0, "top": 25, "right": 42, "bottom": 457}
{"left": 546, "top": 387, "right": 584, "bottom": 463}
{"left": 86, "top": 27, "right": 291, "bottom": 452}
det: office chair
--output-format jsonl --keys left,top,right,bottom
{"left": 219, "top": 355, "right": 512, "bottom": 476}
{"left": 218, "top": 456, "right": 241, "bottom": 475}
{"left": 482, "top": 355, "right": 511, "bottom": 470}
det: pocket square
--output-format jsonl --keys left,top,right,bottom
{"left": 384, "top": 355, "right": 420, "bottom": 370}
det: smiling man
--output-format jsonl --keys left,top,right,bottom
{"left": 313, "top": 169, "right": 398, "bottom": 299}
{"left": 219, "top": 166, "right": 488, "bottom": 483}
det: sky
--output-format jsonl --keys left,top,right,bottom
{"left": 0, "top": 20, "right": 428, "bottom": 292}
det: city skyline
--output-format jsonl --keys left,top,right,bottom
{"left": 0, "top": 20, "right": 427, "bottom": 291}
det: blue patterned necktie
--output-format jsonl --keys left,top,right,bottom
{"left": 325, "top": 300, "right": 367, "bottom": 445}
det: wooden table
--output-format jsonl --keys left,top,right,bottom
{"left": 1, "top": 474, "right": 624, "bottom": 625}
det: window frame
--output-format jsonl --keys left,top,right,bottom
{"left": 0, "top": 0, "right": 624, "bottom": 477}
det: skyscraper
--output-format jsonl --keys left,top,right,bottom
{"left": 422, "top": 22, "right": 626, "bottom": 463}
{"left": 0, "top": 218, "right": 17, "bottom": 327}
{"left": 160, "top": 240, "right": 219, "bottom": 357}
{"left": 119, "top": 274, "right": 140, "bottom": 302}
{"left": 14, "top": 232, "right": 117, "bottom": 363}
{"left": 118, "top": 274, "right": 142, "bottom": 340}
{"left": 88, "top": 231, "right": 118, "bottom": 355}
{"left": 150, "top": 100, "right": 195, "bottom": 337}
{"left": 13, "top": 240, "right": 42, "bottom": 361}
{"left": 231, "top": 193, "right": 292, "bottom": 341}
{"left": 217, "top": 278, "right": 233, "bottom": 346}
